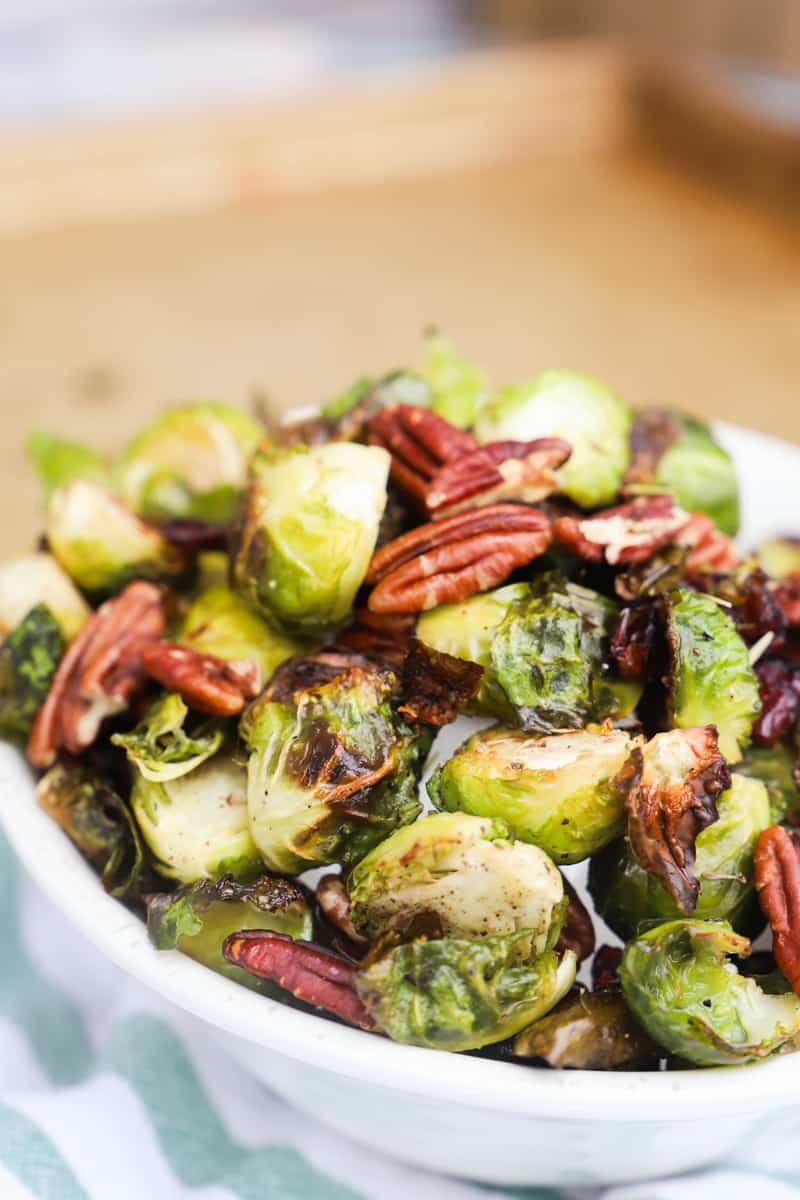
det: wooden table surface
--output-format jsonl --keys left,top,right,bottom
{"left": 1, "top": 57, "right": 799, "bottom": 557}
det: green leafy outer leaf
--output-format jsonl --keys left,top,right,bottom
{"left": 348, "top": 810, "right": 566, "bottom": 945}
{"left": 420, "top": 332, "right": 487, "bottom": 429}
{"left": 474, "top": 369, "right": 631, "bottom": 508}
{"left": 27, "top": 432, "right": 110, "bottom": 498}
{"left": 37, "top": 763, "right": 157, "bottom": 900}
{"left": 736, "top": 744, "right": 800, "bottom": 825}
{"left": 0, "top": 605, "right": 64, "bottom": 743}
{"left": 489, "top": 573, "right": 641, "bottom": 733}
{"left": 241, "top": 668, "right": 428, "bottom": 873}
{"left": 179, "top": 584, "right": 308, "bottom": 680}
{"left": 620, "top": 919, "right": 800, "bottom": 1066}
{"left": 429, "top": 726, "right": 636, "bottom": 865}
{"left": 589, "top": 774, "right": 771, "bottom": 939}
{"left": 231, "top": 443, "right": 389, "bottom": 635}
{"left": 321, "top": 376, "right": 374, "bottom": 421}
{"left": 117, "top": 402, "right": 264, "bottom": 523}
{"left": 112, "top": 693, "right": 225, "bottom": 783}
{"left": 356, "top": 934, "right": 576, "bottom": 1052}
{"left": 667, "top": 589, "right": 761, "bottom": 764}
{"left": 147, "top": 874, "right": 312, "bottom": 997}
{"left": 653, "top": 414, "right": 739, "bottom": 536}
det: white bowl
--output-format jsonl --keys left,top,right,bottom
{"left": 3, "top": 421, "right": 800, "bottom": 1189}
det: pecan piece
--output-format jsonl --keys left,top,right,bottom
{"left": 619, "top": 726, "right": 730, "bottom": 915}
{"left": 223, "top": 930, "right": 379, "bottom": 1029}
{"left": 755, "top": 825, "right": 800, "bottom": 994}
{"left": 556, "top": 878, "right": 596, "bottom": 964}
{"left": 752, "top": 659, "right": 800, "bottom": 746}
{"left": 397, "top": 637, "right": 483, "bottom": 726}
{"left": 425, "top": 437, "right": 571, "bottom": 519}
{"left": 367, "top": 405, "right": 477, "bottom": 507}
{"left": 678, "top": 513, "right": 739, "bottom": 575}
{"left": 28, "top": 582, "right": 165, "bottom": 769}
{"left": 366, "top": 504, "right": 552, "bottom": 614}
{"left": 316, "top": 875, "right": 369, "bottom": 948}
{"left": 141, "top": 642, "right": 262, "bottom": 717}
{"left": 553, "top": 495, "right": 691, "bottom": 566}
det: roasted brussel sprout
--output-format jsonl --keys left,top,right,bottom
{"left": 242, "top": 666, "right": 428, "bottom": 873}
{"left": 46, "top": 481, "right": 184, "bottom": 593}
{"left": 513, "top": 988, "right": 658, "bottom": 1069}
{"left": 474, "top": 370, "right": 631, "bottom": 508}
{"left": 27, "top": 431, "right": 110, "bottom": 498}
{"left": 0, "top": 553, "right": 89, "bottom": 641}
{"left": 147, "top": 874, "right": 312, "bottom": 994}
{"left": 666, "top": 589, "right": 761, "bottom": 763}
{"left": 620, "top": 919, "right": 800, "bottom": 1066}
{"left": 0, "top": 605, "right": 64, "bottom": 743}
{"left": 754, "top": 538, "right": 800, "bottom": 581}
{"left": 589, "top": 774, "right": 771, "bottom": 939}
{"left": 131, "top": 749, "right": 261, "bottom": 883}
{"left": 117, "top": 402, "right": 263, "bottom": 523}
{"left": 112, "top": 693, "right": 225, "bottom": 782}
{"left": 348, "top": 811, "right": 565, "bottom": 946}
{"left": 179, "top": 584, "right": 305, "bottom": 679}
{"left": 429, "top": 726, "right": 637, "bottom": 864}
{"left": 419, "top": 331, "right": 487, "bottom": 429}
{"left": 737, "top": 744, "right": 800, "bottom": 826}
{"left": 231, "top": 443, "right": 389, "bottom": 635}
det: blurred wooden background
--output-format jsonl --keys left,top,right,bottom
{"left": 1, "top": 41, "right": 799, "bottom": 556}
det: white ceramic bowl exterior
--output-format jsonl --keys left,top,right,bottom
{"left": 3, "top": 422, "right": 800, "bottom": 1187}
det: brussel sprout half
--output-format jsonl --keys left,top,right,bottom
{"left": 112, "top": 693, "right": 225, "bottom": 783}
{"left": 27, "top": 431, "right": 111, "bottom": 499}
{"left": 490, "top": 573, "right": 641, "bottom": 733}
{"left": 179, "top": 584, "right": 306, "bottom": 681}
{"left": 667, "top": 589, "right": 761, "bottom": 764}
{"left": 755, "top": 537, "right": 800, "bottom": 581}
{"left": 131, "top": 749, "right": 261, "bottom": 883}
{"left": 429, "top": 726, "right": 637, "bottom": 865}
{"left": 0, "top": 553, "right": 89, "bottom": 641}
{"left": 46, "top": 481, "right": 184, "bottom": 594}
{"left": 117, "top": 402, "right": 263, "bottom": 523}
{"left": 589, "top": 775, "right": 771, "bottom": 939}
{"left": 653, "top": 414, "right": 739, "bottom": 536}
{"left": 147, "top": 874, "right": 312, "bottom": 996}
{"left": 37, "top": 763, "right": 157, "bottom": 899}
{"left": 357, "top": 931, "right": 576, "bottom": 1053}
{"left": 231, "top": 443, "right": 389, "bottom": 635}
{"left": 348, "top": 811, "right": 566, "bottom": 947}
{"left": 419, "top": 331, "right": 488, "bottom": 429}
{"left": 474, "top": 370, "right": 631, "bottom": 508}
{"left": 620, "top": 919, "right": 800, "bottom": 1066}
{"left": 737, "top": 744, "right": 800, "bottom": 825}
{"left": 0, "top": 605, "right": 64, "bottom": 744}
{"left": 242, "top": 666, "right": 428, "bottom": 874}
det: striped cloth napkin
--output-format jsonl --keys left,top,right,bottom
{"left": 2, "top": 826, "right": 800, "bottom": 1200}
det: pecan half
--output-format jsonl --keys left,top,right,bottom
{"left": 553, "top": 496, "right": 691, "bottom": 566}
{"left": 397, "top": 637, "right": 483, "bottom": 726}
{"left": 223, "top": 930, "right": 379, "bottom": 1029}
{"left": 141, "top": 642, "right": 262, "bottom": 717}
{"left": 366, "top": 504, "right": 552, "bottom": 614}
{"left": 28, "top": 582, "right": 165, "bottom": 769}
{"left": 557, "top": 878, "right": 596, "bottom": 964}
{"left": 316, "top": 875, "right": 369, "bottom": 948}
{"left": 755, "top": 825, "right": 800, "bottom": 994}
{"left": 623, "top": 408, "right": 682, "bottom": 489}
{"left": 367, "top": 405, "right": 477, "bottom": 507}
{"left": 752, "top": 659, "right": 800, "bottom": 746}
{"left": 678, "top": 513, "right": 739, "bottom": 575}
{"left": 619, "top": 726, "right": 730, "bottom": 915}
{"left": 591, "top": 945, "right": 624, "bottom": 992}
{"left": 425, "top": 437, "right": 571, "bottom": 519}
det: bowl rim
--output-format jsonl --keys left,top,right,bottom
{"left": 4, "top": 418, "right": 800, "bottom": 1122}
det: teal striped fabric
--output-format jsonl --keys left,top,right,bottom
{"left": 3, "top": 826, "right": 800, "bottom": 1200}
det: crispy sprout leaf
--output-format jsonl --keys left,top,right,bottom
{"left": 112, "top": 692, "right": 225, "bottom": 782}
{"left": 0, "top": 605, "right": 65, "bottom": 744}
{"left": 397, "top": 637, "right": 483, "bottom": 726}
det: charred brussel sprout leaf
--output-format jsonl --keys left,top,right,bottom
{"left": 117, "top": 402, "right": 263, "bottom": 523}
{"left": 27, "top": 432, "right": 111, "bottom": 498}
{"left": 0, "top": 605, "right": 64, "bottom": 743}
{"left": 590, "top": 774, "right": 771, "bottom": 939}
{"left": 0, "top": 554, "right": 90, "bottom": 642}
{"left": 131, "top": 749, "right": 261, "bottom": 883}
{"left": 620, "top": 919, "right": 800, "bottom": 1066}
{"left": 513, "top": 988, "right": 659, "bottom": 1069}
{"left": 180, "top": 584, "right": 307, "bottom": 680}
{"left": 652, "top": 414, "right": 739, "bottom": 536}
{"left": 756, "top": 538, "right": 800, "bottom": 581}
{"left": 112, "top": 693, "right": 225, "bottom": 782}
{"left": 356, "top": 932, "right": 576, "bottom": 1052}
{"left": 428, "top": 726, "right": 637, "bottom": 865}
{"left": 737, "top": 745, "right": 800, "bottom": 826}
{"left": 37, "top": 763, "right": 157, "bottom": 899}
{"left": 47, "top": 481, "right": 185, "bottom": 593}
{"left": 231, "top": 443, "right": 390, "bottom": 635}
{"left": 475, "top": 370, "right": 631, "bottom": 508}
{"left": 420, "top": 331, "right": 487, "bottom": 429}
{"left": 397, "top": 637, "right": 483, "bottom": 727}
{"left": 242, "top": 666, "right": 428, "bottom": 873}
{"left": 490, "top": 573, "right": 641, "bottom": 733}
{"left": 348, "top": 811, "right": 566, "bottom": 946}
{"left": 147, "top": 874, "right": 312, "bottom": 996}
{"left": 667, "top": 589, "right": 761, "bottom": 764}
